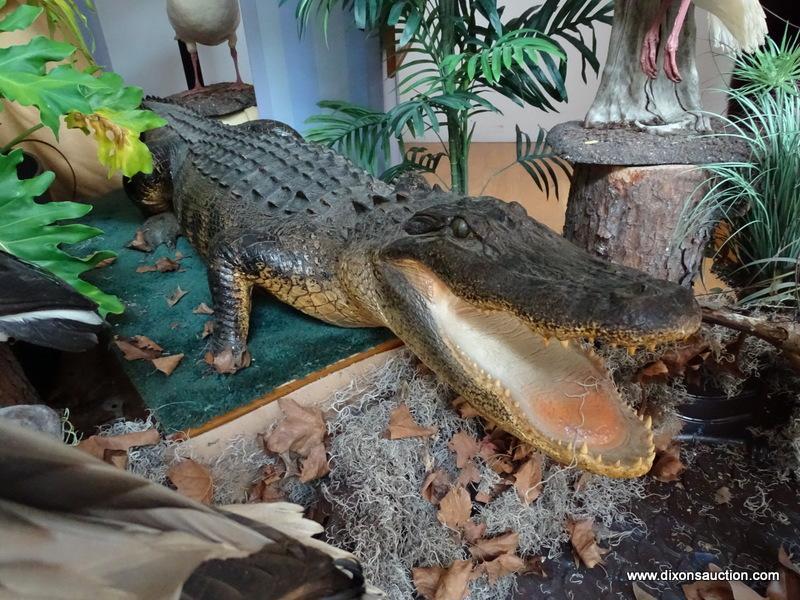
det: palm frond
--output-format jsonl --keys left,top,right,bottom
{"left": 379, "top": 146, "right": 445, "bottom": 182}
{"left": 514, "top": 124, "right": 570, "bottom": 198}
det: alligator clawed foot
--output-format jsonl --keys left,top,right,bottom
{"left": 204, "top": 345, "right": 251, "bottom": 374}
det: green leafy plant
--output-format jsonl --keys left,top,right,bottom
{"left": 676, "top": 36, "right": 800, "bottom": 308}
{"left": 0, "top": 0, "right": 165, "bottom": 315}
{"left": 287, "top": 0, "right": 610, "bottom": 194}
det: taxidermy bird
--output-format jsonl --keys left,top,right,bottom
{"left": 0, "top": 420, "right": 374, "bottom": 600}
{"left": 641, "top": 0, "right": 768, "bottom": 82}
{"left": 166, "top": 0, "right": 244, "bottom": 92}
{"left": 0, "top": 250, "right": 104, "bottom": 352}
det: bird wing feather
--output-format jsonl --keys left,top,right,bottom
{"left": 0, "top": 421, "right": 376, "bottom": 599}
{"left": 694, "top": 0, "right": 768, "bottom": 54}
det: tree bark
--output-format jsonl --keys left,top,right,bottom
{"left": 563, "top": 163, "right": 709, "bottom": 286}
{"left": 585, "top": 0, "right": 709, "bottom": 132}
{"left": 0, "top": 343, "right": 39, "bottom": 407}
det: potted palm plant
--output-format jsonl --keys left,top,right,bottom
{"left": 283, "top": 0, "right": 611, "bottom": 196}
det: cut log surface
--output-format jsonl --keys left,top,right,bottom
{"left": 0, "top": 344, "right": 39, "bottom": 407}
{"left": 563, "top": 163, "right": 709, "bottom": 286}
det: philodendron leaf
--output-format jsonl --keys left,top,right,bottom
{"left": 0, "top": 150, "right": 123, "bottom": 316}
{"left": 0, "top": 3, "right": 43, "bottom": 32}
{"left": 66, "top": 107, "right": 165, "bottom": 177}
{"left": 0, "top": 35, "right": 164, "bottom": 176}
{"left": 65, "top": 71, "right": 166, "bottom": 177}
{"left": 0, "top": 36, "right": 91, "bottom": 133}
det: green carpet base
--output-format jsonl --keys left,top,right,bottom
{"left": 76, "top": 191, "right": 393, "bottom": 432}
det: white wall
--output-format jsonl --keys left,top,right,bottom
{"left": 94, "top": 0, "right": 252, "bottom": 97}
{"left": 389, "top": 5, "right": 733, "bottom": 143}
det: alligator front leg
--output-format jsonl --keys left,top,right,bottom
{"left": 204, "top": 231, "right": 271, "bottom": 374}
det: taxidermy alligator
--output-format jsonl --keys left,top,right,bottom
{"left": 126, "top": 99, "right": 701, "bottom": 478}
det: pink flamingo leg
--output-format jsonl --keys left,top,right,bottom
{"left": 230, "top": 45, "right": 244, "bottom": 85}
{"left": 664, "top": 0, "right": 693, "bottom": 82}
{"left": 640, "top": 0, "right": 673, "bottom": 79}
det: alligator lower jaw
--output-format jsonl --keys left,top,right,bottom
{"left": 392, "top": 260, "right": 657, "bottom": 478}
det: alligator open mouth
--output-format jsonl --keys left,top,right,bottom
{"left": 393, "top": 259, "right": 657, "bottom": 477}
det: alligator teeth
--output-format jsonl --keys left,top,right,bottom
{"left": 647, "top": 343, "right": 657, "bottom": 351}
{"left": 542, "top": 337, "right": 551, "bottom": 347}
{"left": 586, "top": 336, "right": 595, "bottom": 344}
{"left": 560, "top": 340, "right": 570, "bottom": 349}
{"left": 644, "top": 415, "right": 653, "bottom": 429}
{"left": 567, "top": 441, "right": 574, "bottom": 452}
{"left": 595, "top": 453, "right": 603, "bottom": 462}
{"left": 627, "top": 346, "right": 637, "bottom": 356}
{"left": 579, "top": 441, "right": 589, "bottom": 456}
{"left": 614, "top": 460, "right": 621, "bottom": 467}
{"left": 503, "top": 389, "right": 511, "bottom": 398}
{"left": 634, "top": 457, "right": 644, "bottom": 468}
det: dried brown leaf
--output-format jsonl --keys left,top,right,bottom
{"left": 469, "top": 531, "right": 519, "bottom": 561}
{"left": 768, "top": 546, "right": 800, "bottom": 600}
{"left": 152, "top": 353, "right": 184, "bottom": 375}
{"left": 105, "top": 449, "right": 129, "bottom": 470}
{"left": 452, "top": 396, "right": 481, "bottom": 419}
{"left": 248, "top": 464, "right": 285, "bottom": 503}
{"left": 449, "top": 431, "right": 481, "bottom": 468}
{"left": 299, "top": 443, "right": 330, "bottom": 483}
{"left": 575, "top": 472, "right": 593, "bottom": 492}
{"left": 437, "top": 485, "right": 472, "bottom": 530}
{"left": 462, "top": 520, "right": 486, "bottom": 545}
{"left": 94, "top": 256, "right": 116, "bottom": 269}
{"left": 166, "top": 286, "right": 188, "bottom": 307}
{"left": 204, "top": 348, "right": 251, "bottom": 374}
{"left": 266, "top": 397, "right": 327, "bottom": 457}
{"left": 193, "top": 302, "right": 215, "bottom": 315}
{"left": 632, "top": 583, "right": 658, "bottom": 600}
{"left": 455, "top": 460, "right": 482, "bottom": 487}
{"left": 567, "top": 518, "right": 606, "bottom": 569}
{"left": 168, "top": 459, "right": 213, "bottom": 504}
{"left": 421, "top": 469, "right": 452, "bottom": 505}
{"left": 650, "top": 442, "right": 685, "bottom": 482}
{"left": 636, "top": 360, "right": 670, "bottom": 383}
{"left": 114, "top": 335, "right": 163, "bottom": 361}
{"left": 138, "top": 257, "right": 181, "bottom": 273}
{"left": 714, "top": 486, "right": 732, "bottom": 505}
{"left": 385, "top": 404, "right": 437, "bottom": 439}
{"left": 514, "top": 453, "right": 544, "bottom": 505}
{"left": 201, "top": 320, "right": 215, "bottom": 339}
{"left": 127, "top": 229, "right": 152, "bottom": 252}
{"left": 412, "top": 560, "right": 473, "bottom": 600}
{"left": 477, "top": 553, "right": 526, "bottom": 583}
{"left": 78, "top": 428, "right": 161, "bottom": 463}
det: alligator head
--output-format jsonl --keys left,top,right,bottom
{"left": 367, "top": 196, "right": 700, "bottom": 477}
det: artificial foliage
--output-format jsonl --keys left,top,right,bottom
{"left": 0, "top": 1, "right": 164, "bottom": 313}
{"left": 677, "top": 36, "right": 800, "bottom": 307}
{"left": 0, "top": 149, "right": 122, "bottom": 315}
{"left": 287, "top": 0, "right": 610, "bottom": 194}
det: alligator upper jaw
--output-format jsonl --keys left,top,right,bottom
{"left": 386, "top": 259, "right": 658, "bottom": 478}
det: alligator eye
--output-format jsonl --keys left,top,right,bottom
{"left": 451, "top": 217, "right": 470, "bottom": 238}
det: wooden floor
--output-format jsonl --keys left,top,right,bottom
{"left": 421, "top": 142, "right": 725, "bottom": 294}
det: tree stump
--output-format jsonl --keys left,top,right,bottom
{"left": 564, "top": 164, "right": 709, "bottom": 285}
{"left": 0, "top": 344, "right": 39, "bottom": 407}
{"left": 547, "top": 121, "right": 748, "bottom": 286}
